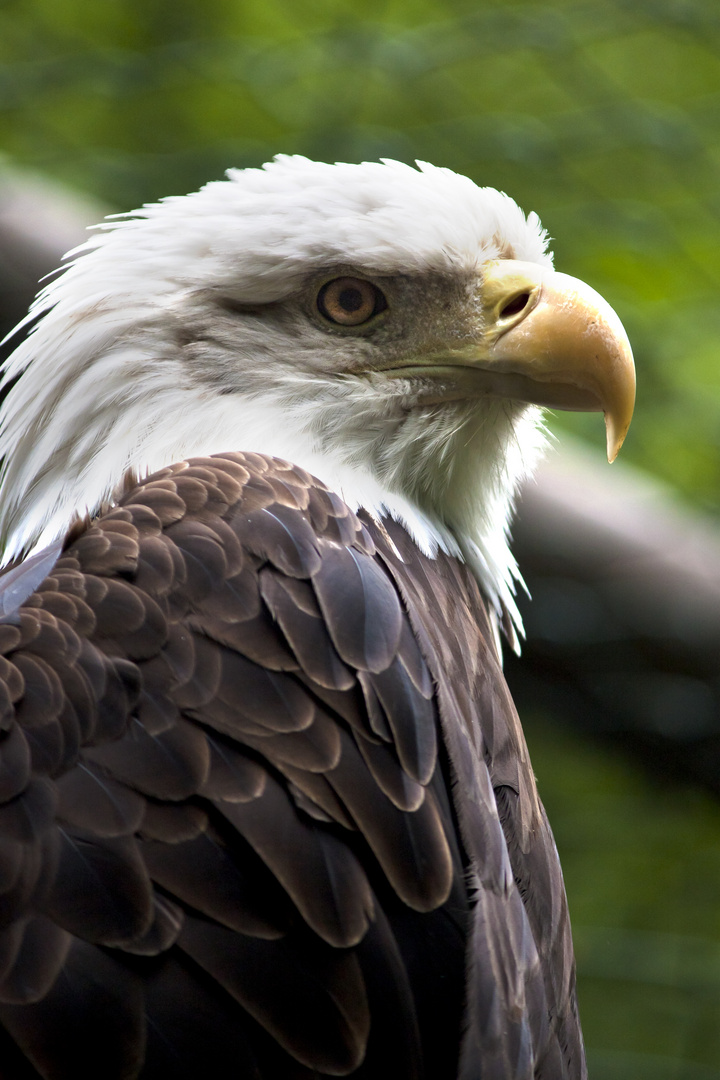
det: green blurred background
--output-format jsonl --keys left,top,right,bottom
{"left": 2, "top": 0, "right": 720, "bottom": 1074}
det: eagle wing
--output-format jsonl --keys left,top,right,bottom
{"left": 0, "top": 452, "right": 583, "bottom": 1080}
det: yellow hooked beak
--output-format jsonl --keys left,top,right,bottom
{"left": 383, "top": 259, "right": 636, "bottom": 462}
{"left": 470, "top": 259, "right": 635, "bottom": 462}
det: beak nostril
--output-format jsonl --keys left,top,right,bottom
{"left": 500, "top": 291, "right": 531, "bottom": 319}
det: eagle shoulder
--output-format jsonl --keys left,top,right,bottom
{"left": 0, "top": 452, "right": 583, "bottom": 1079}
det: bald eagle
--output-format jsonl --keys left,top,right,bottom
{"left": 0, "top": 157, "right": 633, "bottom": 1080}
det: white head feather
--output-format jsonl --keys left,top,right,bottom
{"left": 0, "top": 156, "right": 552, "bottom": 635}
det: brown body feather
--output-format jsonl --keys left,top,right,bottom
{"left": 0, "top": 453, "right": 584, "bottom": 1079}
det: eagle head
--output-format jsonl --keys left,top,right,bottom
{"left": 0, "top": 156, "right": 635, "bottom": 640}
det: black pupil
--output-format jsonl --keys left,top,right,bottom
{"left": 339, "top": 287, "right": 365, "bottom": 313}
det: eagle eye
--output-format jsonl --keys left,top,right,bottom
{"left": 317, "top": 277, "right": 387, "bottom": 326}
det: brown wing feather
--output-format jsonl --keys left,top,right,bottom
{"left": 0, "top": 452, "right": 584, "bottom": 1079}
{"left": 370, "top": 514, "right": 585, "bottom": 1080}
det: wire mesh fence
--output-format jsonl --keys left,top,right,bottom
{"left": 2, "top": 1, "right": 720, "bottom": 1074}
{"left": 3, "top": 0, "right": 720, "bottom": 498}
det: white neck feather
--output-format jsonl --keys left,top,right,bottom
{"left": 0, "top": 341, "right": 545, "bottom": 640}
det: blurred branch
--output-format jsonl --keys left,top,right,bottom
{"left": 508, "top": 440, "right": 720, "bottom": 796}
{"left": 0, "top": 164, "right": 106, "bottom": 346}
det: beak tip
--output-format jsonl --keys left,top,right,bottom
{"left": 605, "top": 415, "right": 631, "bottom": 464}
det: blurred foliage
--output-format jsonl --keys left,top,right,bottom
{"left": 526, "top": 713, "right": 720, "bottom": 1078}
{"left": 2, "top": 0, "right": 720, "bottom": 1074}
{"left": 1, "top": 0, "right": 720, "bottom": 505}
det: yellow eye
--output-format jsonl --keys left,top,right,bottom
{"left": 317, "top": 277, "right": 387, "bottom": 326}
